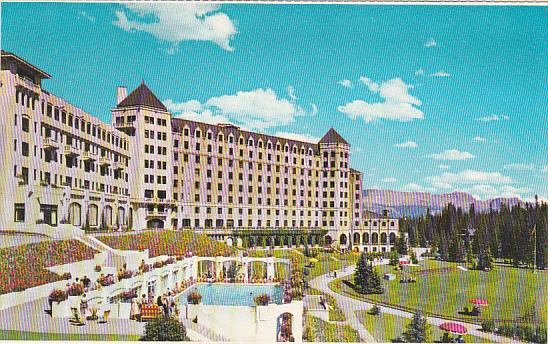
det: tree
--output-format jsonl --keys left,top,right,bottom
{"left": 395, "top": 234, "right": 408, "bottom": 255}
{"left": 354, "top": 253, "right": 384, "bottom": 294}
{"left": 409, "top": 249, "right": 418, "bottom": 264}
{"left": 141, "top": 317, "right": 189, "bottom": 341}
{"left": 402, "top": 310, "right": 429, "bottom": 343}
{"left": 389, "top": 250, "right": 399, "bottom": 266}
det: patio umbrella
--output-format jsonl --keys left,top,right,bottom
{"left": 439, "top": 322, "right": 468, "bottom": 334}
{"left": 309, "top": 258, "right": 319, "bottom": 263}
{"left": 469, "top": 298, "right": 488, "bottom": 306}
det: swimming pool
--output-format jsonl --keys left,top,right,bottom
{"left": 178, "top": 284, "right": 284, "bottom": 306}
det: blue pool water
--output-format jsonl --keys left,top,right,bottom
{"left": 179, "top": 284, "right": 284, "bottom": 306}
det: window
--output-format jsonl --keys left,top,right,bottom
{"left": 21, "top": 116, "right": 29, "bottom": 132}
{"left": 14, "top": 203, "right": 25, "bottom": 222}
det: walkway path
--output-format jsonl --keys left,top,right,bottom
{"left": 310, "top": 263, "right": 524, "bottom": 343}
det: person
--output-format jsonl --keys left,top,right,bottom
{"left": 130, "top": 298, "right": 140, "bottom": 321}
{"left": 80, "top": 293, "right": 88, "bottom": 318}
{"left": 168, "top": 292, "right": 175, "bottom": 316}
{"left": 140, "top": 294, "right": 147, "bottom": 306}
{"left": 82, "top": 275, "right": 90, "bottom": 288}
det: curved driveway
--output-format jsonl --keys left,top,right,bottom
{"left": 309, "top": 261, "right": 522, "bottom": 343}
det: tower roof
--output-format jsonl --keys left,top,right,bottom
{"left": 319, "top": 128, "right": 348, "bottom": 145}
{"left": 117, "top": 81, "right": 167, "bottom": 111}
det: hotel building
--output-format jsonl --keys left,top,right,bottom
{"left": 0, "top": 51, "right": 397, "bottom": 250}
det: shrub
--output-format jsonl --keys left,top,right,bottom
{"left": 481, "top": 319, "right": 495, "bottom": 332}
{"left": 165, "top": 257, "right": 175, "bottom": 265}
{"left": 61, "top": 272, "right": 72, "bottom": 280}
{"left": 141, "top": 317, "right": 189, "bottom": 341}
{"left": 176, "top": 255, "right": 183, "bottom": 261}
{"left": 67, "top": 283, "right": 84, "bottom": 296}
{"left": 97, "top": 275, "right": 114, "bottom": 287}
{"left": 49, "top": 289, "right": 68, "bottom": 303}
{"left": 496, "top": 324, "right": 547, "bottom": 343}
{"left": 187, "top": 291, "right": 202, "bottom": 305}
{"left": 369, "top": 304, "right": 381, "bottom": 315}
{"left": 153, "top": 261, "right": 164, "bottom": 269}
{"left": 121, "top": 289, "right": 137, "bottom": 301}
{"left": 254, "top": 293, "right": 270, "bottom": 306}
{"left": 94, "top": 265, "right": 101, "bottom": 272}
{"left": 118, "top": 270, "right": 133, "bottom": 280}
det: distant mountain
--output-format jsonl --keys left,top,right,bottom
{"left": 362, "top": 189, "right": 521, "bottom": 218}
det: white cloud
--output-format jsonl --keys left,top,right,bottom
{"left": 338, "top": 77, "right": 424, "bottom": 123}
{"left": 473, "top": 136, "right": 487, "bottom": 142}
{"left": 381, "top": 177, "right": 397, "bottom": 183}
{"left": 427, "top": 170, "right": 513, "bottom": 189}
{"left": 466, "top": 184, "right": 532, "bottom": 200}
{"left": 415, "top": 68, "right": 425, "bottom": 76}
{"left": 164, "top": 99, "right": 203, "bottom": 113}
{"left": 77, "top": 11, "right": 96, "bottom": 22}
{"left": 113, "top": 3, "right": 237, "bottom": 51}
{"left": 310, "top": 103, "right": 318, "bottom": 116}
{"left": 424, "top": 38, "right": 437, "bottom": 47}
{"left": 430, "top": 70, "right": 451, "bottom": 78}
{"left": 395, "top": 141, "right": 418, "bottom": 148}
{"left": 337, "top": 79, "right": 353, "bottom": 88}
{"left": 475, "top": 114, "right": 510, "bottom": 122}
{"left": 205, "top": 88, "right": 303, "bottom": 130}
{"left": 503, "top": 163, "right": 535, "bottom": 171}
{"left": 287, "top": 86, "right": 297, "bottom": 101}
{"left": 172, "top": 109, "right": 232, "bottom": 126}
{"left": 428, "top": 149, "right": 475, "bottom": 161}
{"left": 165, "top": 88, "right": 306, "bottom": 131}
{"left": 359, "top": 76, "right": 379, "bottom": 92}
{"left": 402, "top": 183, "right": 436, "bottom": 193}
{"left": 438, "top": 164, "right": 450, "bottom": 169}
{"left": 274, "top": 131, "right": 319, "bottom": 143}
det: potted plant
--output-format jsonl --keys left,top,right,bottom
{"left": 153, "top": 261, "right": 164, "bottom": 269}
{"left": 49, "top": 289, "right": 70, "bottom": 318}
{"left": 254, "top": 293, "right": 270, "bottom": 306}
{"left": 67, "top": 283, "right": 84, "bottom": 296}
{"left": 187, "top": 291, "right": 202, "bottom": 305}
{"left": 61, "top": 272, "right": 72, "bottom": 280}
{"left": 118, "top": 269, "right": 133, "bottom": 281}
{"left": 165, "top": 257, "right": 176, "bottom": 265}
{"left": 94, "top": 265, "right": 102, "bottom": 272}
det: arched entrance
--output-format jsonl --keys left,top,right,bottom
{"left": 117, "top": 206, "right": 125, "bottom": 227}
{"left": 353, "top": 232, "right": 361, "bottom": 245}
{"left": 276, "top": 312, "right": 294, "bottom": 342}
{"left": 363, "top": 232, "right": 369, "bottom": 244}
{"left": 339, "top": 234, "right": 347, "bottom": 245}
{"left": 324, "top": 235, "right": 333, "bottom": 245}
{"left": 68, "top": 202, "right": 81, "bottom": 226}
{"left": 226, "top": 237, "right": 234, "bottom": 247}
{"left": 248, "top": 261, "right": 267, "bottom": 281}
{"left": 103, "top": 205, "right": 113, "bottom": 228}
{"left": 381, "top": 232, "right": 387, "bottom": 244}
{"left": 87, "top": 204, "right": 98, "bottom": 227}
{"left": 372, "top": 233, "right": 379, "bottom": 244}
{"left": 198, "top": 259, "right": 216, "bottom": 279}
{"left": 389, "top": 232, "right": 396, "bottom": 244}
{"left": 147, "top": 219, "right": 164, "bottom": 229}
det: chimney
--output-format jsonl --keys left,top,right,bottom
{"left": 116, "top": 86, "right": 127, "bottom": 105}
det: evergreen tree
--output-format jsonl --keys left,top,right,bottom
{"left": 389, "top": 249, "right": 399, "bottom": 266}
{"left": 402, "top": 310, "right": 429, "bottom": 343}
{"left": 354, "top": 253, "right": 384, "bottom": 294}
{"left": 395, "top": 234, "right": 408, "bottom": 255}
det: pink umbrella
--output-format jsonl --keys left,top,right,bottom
{"left": 469, "top": 299, "right": 488, "bottom": 306}
{"left": 439, "top": 322, "right": 468, "bottom": 334}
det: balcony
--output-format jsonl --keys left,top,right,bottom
{"left": 112, "top": 162, "right": 124, "bottom": 171}
{"left": 63, "top": 145, "right": 79, "bottom": 156}
{"left": 43, "top": 138, "right": 59, "bottom": 150}
{"left": 14, "top": 74, "right": 41, "bottom": 94}
{"left": 146, "top": 209, "right": 168, "bottom": 218}
{"left": 82, "top": 151, "right": 97, "bottom": 161}
{"left": 130, "top": 198, "right": 176, "bottom": 206}
{"left": 113, "top": 121, "right": 134, "bottom": 129}
{"left": 99, "top": 157, "right": 111, "bottom": 166}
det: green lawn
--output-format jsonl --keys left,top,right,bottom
{"left": 308, "top": 288, "right": 346, "bottom": 321}
{"left": 330, "top": 259, "right": 547, "bottom": 325}
{"left": 0, "top": 330, "right": 140, "bottom": 341}
{"left": 303, "top": 314, "right": 360, "bottom": 342}
{"left": 358, "top": 311, "right": 492, "bottom": 343}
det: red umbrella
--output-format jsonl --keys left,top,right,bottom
{"left": 469, "top": 299, "right": 488, "bottom": 306}
{"left": 439, "top": 322, "right": 468, "bottom": 334}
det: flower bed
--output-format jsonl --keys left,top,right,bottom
{"left": 0, "top": 240, "right": 97, "bottom": 294}
{"left": 97, "top": 231, "right": 234, "bottom": 258}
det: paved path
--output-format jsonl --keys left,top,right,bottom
{"left": 310, "top": 263, "right": 524, "bottom": 343}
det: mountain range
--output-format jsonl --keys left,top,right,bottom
{"left": 362, "top": 189, "right": 521, "bottom": 218}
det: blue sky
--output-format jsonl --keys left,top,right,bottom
{"left": 2, "top": 3, "right": 546, "bottom": 200}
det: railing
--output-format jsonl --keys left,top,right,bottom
{"left": 15, "top": 74, "right": 41, "bottom": 93}
{"left": 130, "top": 198, "right": 176, "bottom": 205}
{"left": 146, "top": 210, "right": 169, "bottom": 217}
{"left": 99, "top": 157, "right": 111, "bottom": 166}
{"left": 43, "top": 137, "right": 59, "bottom": 149}
{"left": 112, "top": 161, "right": 124, "bottom": 170}
{"left": 82, "top": 151, "right": 97, "bottom": 161}
{"left": 63, "top": 145, "right": 79, "bottom": 156}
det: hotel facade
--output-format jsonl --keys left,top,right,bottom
{"left": 0, "top": 51, "right": 397, "bottom": 251}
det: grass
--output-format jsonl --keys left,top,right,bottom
{"left": 330, "top": 259, "right": 547, "bottom": 325}
{"left": 307, "top": 288, "right": 346, "bottom": 321}
{"left": 358, "top": 311, "right": 493, "bottom": 343}
{"left": 0, "top": 330, "right": 140, "bottom": 341}
{"left": 303, "top": 314, "right": 360, "bottom": 342}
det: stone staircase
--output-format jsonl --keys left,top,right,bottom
{"left": 181, "top": 319, "right": 230, "bottom": 342}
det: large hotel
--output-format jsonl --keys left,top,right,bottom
{"left": 0, "top": 51, "right": 398, "bottom": 253}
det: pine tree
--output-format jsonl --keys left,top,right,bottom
{"left": 354, "top": 252, "right": 384, "bottom": 294}
{"left": 402, "top": 310, "right": 429, "bottom": 343}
